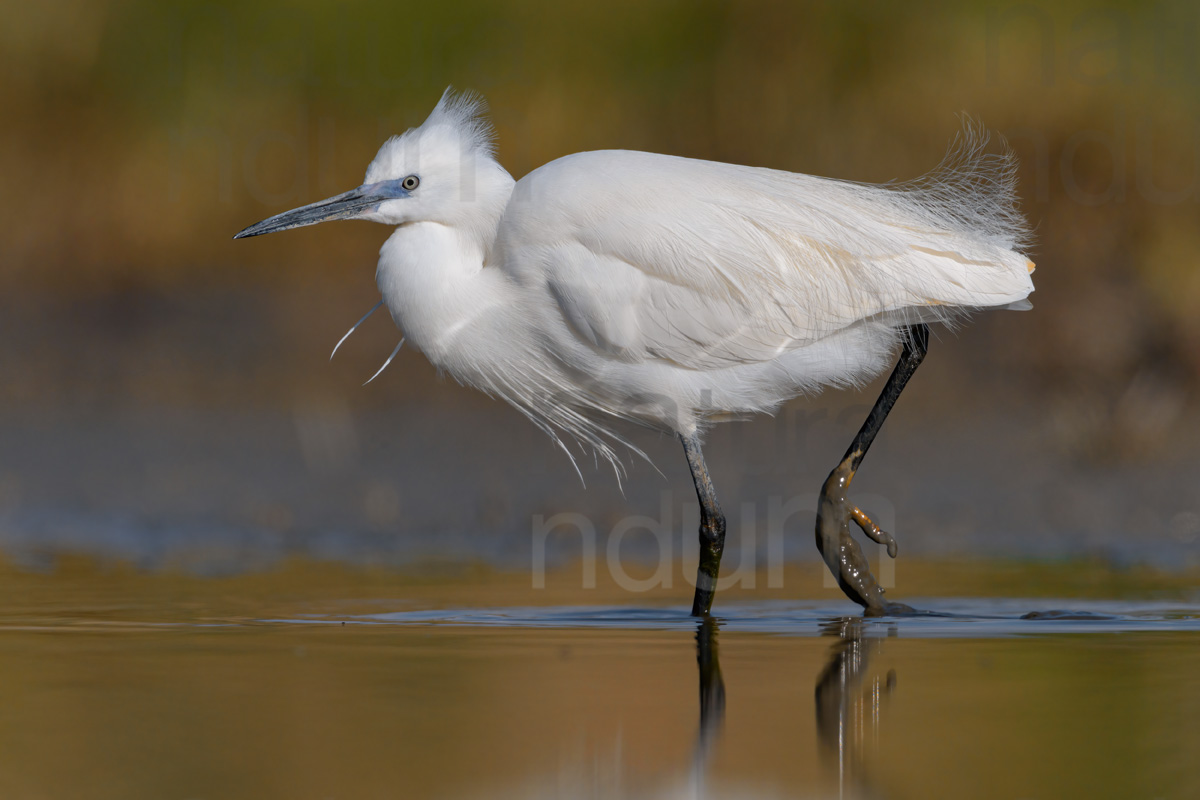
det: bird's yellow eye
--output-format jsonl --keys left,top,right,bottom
{"left": 402, "top": 175, "right": 420, "bottom": 191}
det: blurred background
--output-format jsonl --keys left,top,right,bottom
{"left": 2, "top": 0, "right": 1199, "bottom": 584}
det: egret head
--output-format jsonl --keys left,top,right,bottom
{"left": 234, "top": 89, "right": 513, "bottom": 240}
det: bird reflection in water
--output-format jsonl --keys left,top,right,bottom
{"left": 691, "top": 616, "right": 899, "bottom": 799}
{"left": 483, "top": 619, "right": 731, "bottom": 799}
{"left": 814, "top": 617, "right": 898, "bottom": 799}
{"left": 481, "top": 617, "right": 901, "bottom": 799}
{"left": 690, "top": 617, "right": 727, "bottom": 793}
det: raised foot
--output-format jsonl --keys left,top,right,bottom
{"left": 815, "top": 453, "right": 904, "bottom": 613}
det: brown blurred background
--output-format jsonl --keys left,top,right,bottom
{"left": 2, "top": 0, "right": 1198, "bottom": 576}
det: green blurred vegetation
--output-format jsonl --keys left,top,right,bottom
{"left": 3, "top": 0, "right": 1199, "bottom": 446}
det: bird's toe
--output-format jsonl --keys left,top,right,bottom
{"left": 849, "top": 505, "right": 898, "bottom": 558}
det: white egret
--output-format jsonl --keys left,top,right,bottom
{"left": 235, "top": 89, "right": 1035, "bottom": 616}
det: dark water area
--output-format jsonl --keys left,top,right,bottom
{"left": 2, "top": 400, "right": 1199, "bottom": 578}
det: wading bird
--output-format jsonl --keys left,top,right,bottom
{"left": 235, "top": 90, "right": 1034, "bottom": 616}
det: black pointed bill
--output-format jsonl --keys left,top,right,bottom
{"left": 233, "top": 181, "right": 410, "bottom": 239}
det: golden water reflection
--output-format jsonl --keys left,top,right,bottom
{"left": 0, "top": 561, "right": 1196, "bottom": 799}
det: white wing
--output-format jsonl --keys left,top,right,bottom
{"left": 498, "top": 136, "right": 1034, "bottom": 370}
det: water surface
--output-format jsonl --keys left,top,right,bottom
{"left": 0, "top": 562, "right": 1196, "bottom": 800}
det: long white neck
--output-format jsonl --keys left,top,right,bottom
{"left": 375, "top": 222, "right": 514, "bottom": 372}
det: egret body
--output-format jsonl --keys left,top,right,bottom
{"left": 236, "top": 91, "right": 1034, "bottom": 616}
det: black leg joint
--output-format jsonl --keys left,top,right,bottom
{"left": 699, "top": 512, "right": 727, "bottom": 549}
{"left": 692, "top": 509, "right": 726, "bottom": 617}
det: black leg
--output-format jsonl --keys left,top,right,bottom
{"left": 816, "top": 324, "right": 929, "bottom": 616}
{"left": 681, "top": 431, "right": 726, "bottom": 617}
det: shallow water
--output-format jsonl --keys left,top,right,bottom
{"left": 1, "top": 564, "right": 1197, "bottom": 800}
{"left": 3, "top": 395, "right": 1198, "bottom": 800}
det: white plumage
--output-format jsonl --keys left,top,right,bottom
{"left": 235, "top": 88, "right": 1036, "bottom": 615}
{"left": 367, "top": 91, "right": 1032, "bottom": 470}
{"left": 238, "top": 89, "right": 1034, "bottom": 471}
